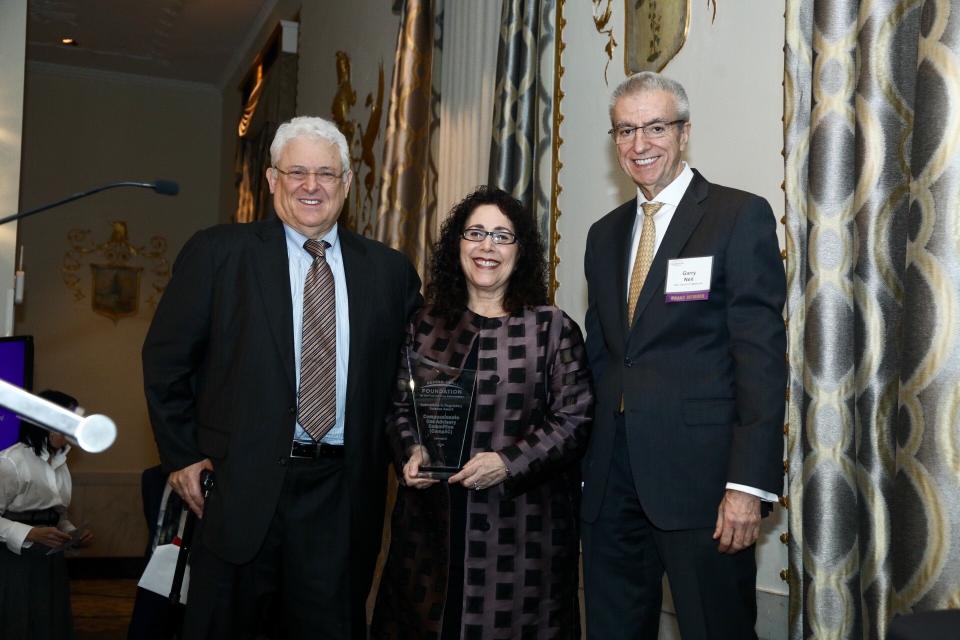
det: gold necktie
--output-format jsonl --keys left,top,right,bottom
{"left": 626, "top": 202, "right": 663, "bottom": 323}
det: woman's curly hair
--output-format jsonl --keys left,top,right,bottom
{"left": 426, "top": 185, "right": 548, "bottom": 325}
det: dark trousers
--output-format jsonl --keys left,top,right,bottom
{"left": 582, "top": 413, "right": 758, "bottom": 640}
{"left": 183, "top": 457, "right": 354, "bottom": 640}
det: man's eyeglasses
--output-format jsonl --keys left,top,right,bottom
{"left": 461, "top": 228, "right": 518, "bottom": 245}
{"left": 273, "top": 167, "right": 346, "bottom": 186}
{"left": 608, "top": 120, "right": 686, "bottom": 145}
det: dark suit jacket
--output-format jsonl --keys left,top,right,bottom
{"left": 142, "top": 217, "right": 421, "bottom": 598}
{"left": 581, "top": 170, "right": 786, "bottom": 530}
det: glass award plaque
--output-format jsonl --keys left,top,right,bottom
{"left": 405, "top": 348, "right": 477, "bottom": 479}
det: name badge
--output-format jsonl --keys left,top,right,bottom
{"left": 665, "top": 256, "right": 713, "bottom": 302}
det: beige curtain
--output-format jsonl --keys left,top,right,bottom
{"left": 235, "top": 51, "right": 298, "bottom": 223}
{"left": 375, "top": 0, "right": 442, "bottom": 278}
{"left": 435, "top": 0, "right": 501, "bottom": 229}
{"left": 784, "top": 0, "right": 960, "bottom": 637}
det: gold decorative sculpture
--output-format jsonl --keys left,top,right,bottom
{"left": 61, "top": 221, "right": 169, "bottom": 323}
{"left": 625, "top": 0, "right": 691, "bottom": 73}
{"left": 592, "top": 0, "right": 617, "bottom": 84}
{"left": 332, "top": 52, "right": 358, "bottom": 150}
{"left": 330, "top": 51, "right": 385, "bottom": 237}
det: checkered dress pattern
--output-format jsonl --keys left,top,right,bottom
{"left": 371, "top": 306, "right": 594, "bottom": 640}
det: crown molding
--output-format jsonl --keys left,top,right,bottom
{"left": 27, "top": 61, "right": 220, "bottom": 95}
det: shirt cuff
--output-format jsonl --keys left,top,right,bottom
{"left": 2, "top": 520, "right": 32, "bottom": 554}
{"left": 726, "top": 482, "right": 779, "bottom": 503}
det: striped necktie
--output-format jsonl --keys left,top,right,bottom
{"left": 298, "top": 239, "right": 337, "bottom": 441}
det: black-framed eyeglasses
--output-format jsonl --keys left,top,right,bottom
{"left": 461, "top": 228, "right": 518, "bottom": 245}
{"left": 273, "top": 166, "right": 346, "bottom": 186}
{"left": 608, "top": 119, "right": 686, "bottom": 145}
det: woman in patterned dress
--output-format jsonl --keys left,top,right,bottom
{"left": 371, "top": 186, "right": 593, "bottom": 639}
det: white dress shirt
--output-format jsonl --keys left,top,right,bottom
{"left": 626, "top": 163, "right": 777, "bottom": 503}
{"left": 284, "top": 223, "right": 350, "bottom": 445}
{"left": 0, "top": 442, "right": 76, "bottom": 554}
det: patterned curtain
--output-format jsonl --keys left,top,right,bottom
{"left": 375, "top": 0, "right": 443, "bottom": 278}
{"left": 784, "top": 1, "right": 960, "bottom": 637}
{"left": 235, "top": 51, "right": 298, "bottom": 223}
{"left": 488, "top": 0, "right": 559, "bottom": 296}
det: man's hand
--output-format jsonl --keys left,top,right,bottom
{"left": 448, "top": 452, "right": 508, "bottom": 491}
{"left": 25, "top": 526, "right": 72, "bottom": 548}
{"left": 169, "top": 458, "right": 214, "bottom": 517}
{"left": 402, "top": 446, "right": 439, "bottom": 489}
{"left": 713, "top": 489, "right": 761, "bottom": 554}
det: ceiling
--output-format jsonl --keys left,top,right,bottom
{"left": 26, "top": 0, "right": 300, "bottom": 88}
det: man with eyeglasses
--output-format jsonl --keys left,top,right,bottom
{"left": 143, "top": 116, "right": 421, "bottom": 639}
{"left": 581, "top": 72, "right": 786, "bottom": 639}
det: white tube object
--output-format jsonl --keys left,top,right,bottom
{"left": 0, "top": 379, "right": 116, "bottom": 453}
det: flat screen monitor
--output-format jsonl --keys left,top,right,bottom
{"left": 0, "top": 336, "right": 34, "bottom": 451}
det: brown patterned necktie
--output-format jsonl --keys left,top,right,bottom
{"left": 626, "top": 201, "right": 664, "bottom": 323}
{"left": 298, "top": 239, "right": 337, "bottom": 441}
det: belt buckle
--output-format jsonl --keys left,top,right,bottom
{"left": 290, "top": 441, "right": 317, "bottom": 459}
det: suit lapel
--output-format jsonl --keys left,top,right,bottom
{"left": 629, "top": 172, "right": 709, "bottom": 328}
{"left": 607, "top": 201, "right": 637, "bottom": 333}
{"left": 339, "top": 227, "right": 369, "bottom": 423}
{"left": 253, "top": 218, "right": 296, "bottom": 390}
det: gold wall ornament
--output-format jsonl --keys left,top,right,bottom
{"left": 61, "top": 221, "right": 169, "bottom": 323}
{"left": 330, "top": 51, "right": 386, "bottom": 238}
{"left": 592, "top": 0, "right": 617, "bottom": 84}
{"left": 625, "top": 0, "right": 691, "bottom": 74}
{"left": 548, "top": 0, "right": 567, "bottom": 300}
{"left": 331, "top": 52, "right": 358, "bottom": 150}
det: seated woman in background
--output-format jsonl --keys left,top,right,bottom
{"left": 371, "top": 186, "right": 594, "bottom": 639}
{"left": 0, "top": 390, "right": 94, "bottom": 640}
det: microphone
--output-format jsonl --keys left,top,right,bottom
{"left": 152, "top": 180, "right": 180, "bottom": 196}
{"left": 0, "top": 179, "right": 180, "bottom": 226}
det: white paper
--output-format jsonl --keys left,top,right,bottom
{"left": 137, "top": 543, "right": 190, "bottom": 604}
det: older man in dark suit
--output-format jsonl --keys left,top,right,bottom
{"left": 143, "top": 116, "right": 421, "bottom": 639}
{"left": 581, "top": 72, "right": 787, "bottom": 639}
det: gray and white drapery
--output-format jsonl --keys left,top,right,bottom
{"left": 488, "top": 0, "right": 559, "bottom": 296}
{"left": 784, "top": 0, "right": 960, "bottom": 637}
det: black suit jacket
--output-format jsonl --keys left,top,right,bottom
{"left": 582, "top": 170, "right": 786, "bottom": 530}
{"left": 142, "top": 217, "right": 421, "bottom": 593}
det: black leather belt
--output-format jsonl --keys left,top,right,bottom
{"left": 289, "top": 441, "right": 345, "bottom": 459}
{"left": 4, "top": 508, "right": 59, "bottom": 526}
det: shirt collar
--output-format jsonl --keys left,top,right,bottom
{"left": 635, "top": 162, "right": 694, "bottom": 209}
{"left": 40, "top": 444, "right": 71, "bottom": 468}
{"left": 283, "top": 223, "right": 340, "bottom": 256}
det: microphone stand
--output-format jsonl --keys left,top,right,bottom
{"left": 0, "top": 180, "right": 178, "bottom": 226}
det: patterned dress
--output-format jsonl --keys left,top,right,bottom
{"left": 371, "top": 306, "right": 594, "bottom": 640}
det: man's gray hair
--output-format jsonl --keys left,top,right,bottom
{"left": 609, "top": 72, "right": 690, "bottom": 122}
{"left": 270, "top": 116, "right": 351, "bottom": 175}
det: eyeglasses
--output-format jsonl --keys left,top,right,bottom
{"left": 608, "top": 120, "right": 686, "bottom": 145}
{"left": 273, "top": 167, "right": 346, "bottom": 186}
{"left": 461, "top": 228, "right": 518, "bottom": 245}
